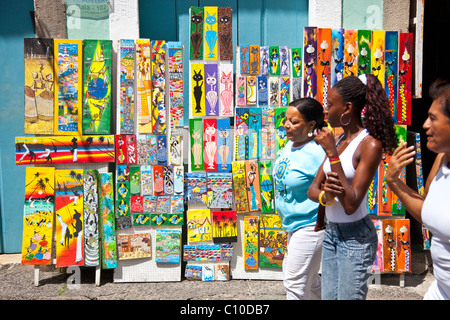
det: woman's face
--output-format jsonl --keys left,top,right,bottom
{"left": 324, "top": 88, "right": 346, "bottom": 128}
{"left": 423, "top": 99, "right": 450, "bottom": 154}
{"left": 284, "top": 106, "right": 315, "bottom": 147}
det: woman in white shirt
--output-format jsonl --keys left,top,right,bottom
{"left": 386, "top": 79, "right": 450, "bottom": 300}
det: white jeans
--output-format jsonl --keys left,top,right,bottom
{"left": 283, "top": 226, "right": 325, "bottom": 300}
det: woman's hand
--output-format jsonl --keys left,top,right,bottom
{"left": 386, "top": 142, "right": 416, "bottom": 184}
{"left": 314, "top": 126, "right": 338, "bottom": 158}
{"left": 322, "top": 171, "right": 345, "bottom": 201}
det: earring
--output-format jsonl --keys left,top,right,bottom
{"left": 308, "top": 131, "right": 313, "bottom": 137}
{"left": 340, "top": 113, "right": 351, "bottom": 126}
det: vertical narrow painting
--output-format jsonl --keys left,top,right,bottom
{"left": 218, "top": 7, "right": 233, "bottom": 61}
{"left": 117, "top": 233, "right": 151, "bottom": 260}
{"left": 82, "top": 39, "right": 112, "bottom": 135}
{"left": 384, "top": 31, "right": 398, "bottom": 122}
{"left": 21, "top": 167, "right": 55, "bottom": 265}
{"left": 357, "top": 30, "right": 372, "bottom": 75}
{"left": 189, "top": 118, "right": 204, "bottom": 171}
{"left": 24, "top": 38, "right": 54, "bottom": 135}
{"left": 260, "top": 46, "right": 270, "bottom": 76}
{"left": 216, "top": 118, "right": 231, "bottom": 171}
{"left": 331, "top": 28, "right": 345, "bottom": 87}
{"left": 54, "top": 39, "right": 83, "bottom": 135}
{"left": 235, "top": 107, "right": 248, "bottom": 160}
{"left": 235, "top": 76, "right": 246, "bottom": 106}
{"left": 377, "top": 156, "right": 392, "bottom": 215}
{"left": 343, "top": 29, "right": 358, "bottom": 77}
{"left": 244, "top": 216, "right": 259, "bottom": 269}
{"left": 259, "top": 160, "right": 275, "bottom": 213}
{"left": 396, "top": 219, "right": 411, "bottom": 273}
{"left": 189, "top": 6, "right": 204, "bottom": 60}
{"left": 83, "top": 170, "right": 99, "bottom": 267}
{"left": 168, "top": 42, "right": 184, "bottom": 135}
{"left": 261, "top": 106, "right": 275, "bottom": 160}
{"left": 203, "top": 118, "right": 218, "bottom": 171}
{"left": 279, "top": 46, "right": 290, "bottom": 76}
{"left": 246, "top": 76, "right": 257, "bottom": 105}
{"left": 151, "top": 40, "right": 166, "bottom": 134}
{"left": 231, "top": 161, "right": 249, "bottom": 213}
{"left": 155, "top": 229, "right": 181, "bottom": 263}
{"left": 367, "top": 169, "right": 378, "bottom": 215}
{"left": 269, "top": 46, "right": 280, "bottom": 76}
{"left": 249, "top": 45, "right": 260, "bottom": 75}
{"left": 118, "top": 39, "right": 135, "bottom": 134}
{"left": 303, "top": 27, "right": 317, "bottom": 98}
{"left": 240, "top": 45, "right": 250, "bottom": 74}
{"left": 212, "top": 210, "right": 237, "bottom": 243}
{"left": 245, "top": 160, "right": 262, "bottom": 212}
{"left": 371, "top": 30, "right": 385, "bottom": 87}
{"left": 291, "top": 48, "right": 302, "bottom": 78}
{"left": 392, "top": 125, "right": 407, "bottom": 216}
{"left": 372, "top": 219, "right": 384, "bottom": 272}
{"left": 191, "top": 63, "right": 205, "bottom": 116}
{"left": 382, "top": 219, "right": 397, "bottom": 272}
{"left": 135, "top": 39, "right": 153, "bottom": 133}
{"left": 55, "top": 170, "right": 84, "bottom": 267}
{"left": 204, "top": 63, "right": 219, "bottom": 116}
{"left": 259, "top": 214, "right": 286, "bottom": 268}
{"left": 317, "top": 28, "right": 331, "bottom": 108}
{"left": 187, "top": 209, "right": 212, "bottom": 243}
{"left": 257, "top": 75, "right": 268, "bottom": 106}
{"left": 279, "top": 77, "right": 290, "bottom": 107}
{"left": 248, "top": 108, "right": 261, "bottom": 159}
{"left": 218, "top": 63, "right": 233, "bottom": 116}
{"left": 397, "top": 33, "right": 413, "bottom": 125}
{"left": 275, "top": 107, "right": 288, "bottom": 158}
{"left": 99, "top": 172, "right": 117, "bottom": 269}
{"left": 204, "top": 6, "right": 218, "bottom": 60}
{"left": 269, "top": 77, "right": 279, "bottom": 106}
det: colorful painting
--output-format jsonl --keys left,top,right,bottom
{"left": 385, "top": 31, "right": 399, "bottom": 122}
{"left": 257, "top": 75, "right": 268, "bottom": 106}
{"left": 269, "top": 77, "right": 279, "bottom": 106}
{"left": 118, "top": 39, "right": 135, "bottom": 134}
{"left": 155, "top": 229, "right": 181, "bottom": 263}
{"left": 246, "top": 76, "right": 257, "bottom": 105}
{"left": 204, "top": 6, "right": 218, "bottom": 60}
{"left": 317, "top": 28, "right": 331, "bottom": 108}
{"left": 24, "top": 38, "right": 54, "bottom": 135}
{"left": 135, "top": 39, "right": 153, "bottom": 133}
{"left": 115, "top": 134, "right": 127, "bottom": 164}
{"left": 218, "top": 7, "right": 233, "bottom": 61}
{"left": 218, "top": 63, "right": 233, "bottom": 116}
{"left": 168, "top": 42, "right": 184, "bottom": 135}
{"left": 189, "top": 6, "right": 204, "bottom": 60}
{"left": 82, "top": 39, "right": 112, "bottom": 135}
{"left": 245, "top": 160, "right": 262, "bottom": 212}
{"left": 185, "top": 265, "right": 202, "bottom": 280}
{"left": 259, "top": 214, "right": 286, "bottom": 268}
{"left": 260, "top": 46, "right": 270, "bottom": 75}
{"left": 275, "top": 107, "right": 288, "bottom": 158}
{"left": 204, "top": 63, "right": 219, "bottom": 116}
{"left": 151, "top": 40, "right": 166, "bottom": 134}
{"left": 129, "top": 166, "right": 141, "bottom": 196}
{"left": 215, "top": 264, "right": 230, "bottom": 281}
{"left": 249, "top": 45, "right": 260, "bottom": 75}
{"left": 235, "top": 107, "right": 248, "bottom": 160}
{"left": 207, "top": 172, "right": 233, "bottom": 208}
{"left": 235, "top": 76, "right": 247, "bottom": 106}
{"left": 291, "top": 47, "right": 302, "bottom": 78}
{"left": 54, "top": 39, "right": 83, "bottom": 135}
{"left": 240, "top": 44, "right": 250, "bottom": 74}
{"left": 378, "top": 156, "right": 392, "bottom": 215}
{"left": 344, "top": 29, "right": 358, "bottom": 77}
{"left": 279, "top": 46, "right": 290, "bottom": 76}
{"left": 191, "top": 63, "right": 205, "bottom": 116}
{"left": 21, "top": 167, "right": 54, "bottom": 265}
{"left": 190, "top": 118, "right": 204, "bottom": 171}
{"left": 202, "top": 265, "right": 215, "bottom": 281}
{"left": 133, "top": 213, "right": 150, "bottom": 226}
{"left": 303, "top": 27, "right": 317, "bottom": 98}
{"left": 169, "top": 135, "right": 183, "bottom": 166}
{"left": 216, "top": 118, "right": 231, "bottom": 171}
{"left": 173, "top": 165, "right": 184, "bottom": 195}
{"left": 55, "top": 170, "right": 84, "bottom": 267}
{"left": 372, "top": 219, "right": 383, "bottom": 272}
{"left": 83, "top": 170, "right": 99, "bottom": 267}
{"left": 396, "top": 219, "right": 411, "bottom": 273}
{"left": 357, "top": 30, "right": 372, "bottom": 76}
{"left": 259, "top": 160, "right": 275, "bottom": 213}
{"left": 163, "top": 165, "right": 174, "bottom": 195}
{"left": 382, "top": 219, "right": 397, "bottom": 272}
{"left": 137, "top": 134, "right": 157, "bottom": 165}
{"left": 244, "top": 216, "right": 259, "bottom": 269}
{"left": 187, "top": 209, "right": 212, "bottom": 243}
{"left": 279, "top": 77, "right": 290, "bottom": 107}
{"left": 15, "top": 135, "right": 115, "bottom": 165}
{"left": 261, "top": 106, "right": 275, "bottom": 160}
{"left": 231, "top": 161, "right": 249, "bottom": 213}
{"left": 269, "top": 46, "right": 280, "bottom": 76}
{"left": 371, "top": 30, "right": 385, "bottom": 87}
{"left": 185, "top": 172, "right": 207, "bottom": 205}
{"left": 212, "top": 210, "right": 237, "bottom": 243}
{"left": 331, "top": 28, "right": 345, "bottom": 87}
{"left": 99, "top": 172, "right": 117, "bottom": 269}
{"left": 392, "top": 125, "right": 407, "bottom": 216}
{"left": 248, "top": 108, "right": 261, "bottom": 159}
{"left": 397, "top": 32, "right": 413, "bottom": 125}
{"left": 117, "top": 233, "right": 151, "bottom": 260}
{"left": 156, "top": 134, "right": 167, "bottom": 165}
{"left": 367, "top": 168, "right": 379, "bottom": 215}
{"left": 152, "top": 165, "right": 164, "bottom": 196}
{"left": 126, "top": 134, "right": 137, "bottom": 165}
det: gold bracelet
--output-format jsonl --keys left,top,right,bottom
{"left": 319, "top": 190, "right": 335, "bottom": 207}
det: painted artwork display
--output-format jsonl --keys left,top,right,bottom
{"left": 259, "top": 214, "right": 286, "bottom": 268}
{"left": 235, "top": 76, "right": 246, "bottom": 106}
{"left": 247, "top": 76, "right": 257, "bottom": 105}
{"left": 377, "top": 156, "right": 392, "bottom": 216}
{"left": 185, "top": 172, "right": 207, "bottom": 205}
{"left": 155, "top": 229, "right": 181, "bottom": 263}
{"left": 204, "top": 63, "right": 219, "bottom": 116}
{"left": 190, "top": 118, "right": 204, "bottom": 171}
{"left": 317, "top": 28, "right": 331, "bottom": 108}
{"left": 275, "top": 107, "right": 287, "bottom": 158}
{"left": 212, "top": 210, "right": 237, "bottom": 243}
{"left": 151, "top": 40, "right": 166, "bottom": 134}
{"left": 396, "top": 219, "right": 411, "bottom": 273}
{"left": 248, "top": 108, "right": 261, "bottom": 159}
{"left": 168, "top": 42, "right": 184, "bottom": 135}
{"left": 99, "top": 172, "right": 117, "bottom": 269}
{"left": 204, "top": 6, "right": 218, "bottom": 60}
{"left": 243, "top": 216, "right": 259, "bottom": 270}
{"left": 135, "top": 39, "right": 153, "bottom": 133}
{"left": 371, "top": 30, "right": 385, "bottom": 87}
{"left": 303, "top": 27, "right": 317, "bottom": 98}
{"left": 279, "top": 77, "right": 290, "bottom": 107}
{"left": 218, "top": 63, "right": 234, "bottom": 116}
{"left": 259, "top": 160, "right": 275, "bottom": 213}
{"left": 372, "top": 219, "right": 384, "bottom": 272}
{"left": 54, "top": 39, "right": 83, "bottom": 135}
{"left": 249, "top": 45, "right": 260, "bottom": 75}
{"left": 55, "top": 170, "right": 84, "bottom": 267}
{"left": 279, "top": 46, "right": 290, "bottom": 76}
{"left": 382, "top": 219, "right": 397, "bottom": 272}
{"left": 234, "top": 107, "right": 248, "bottom": 160}
{"left": 21, "top": 167, "right": 55, "bottom": 265}
{"left": 118, "top": 39, "right": 135, "bottom": 134}
{"left": 83, "top": 170, "right": 100, "bottom": 267}
{"left": 24, "top": 37, "right": 54, "bottom": 135}
{"left": 385, "top": 31, "right": 399, "bottom": 122}
{"left": 218, "top": 7, "right": 233, "bottom": 61}
{"left": 257, "top": 75, "right": 268, "bottom": 106}
{"left": 397, "top": 33, "right": 413, "bottom": 125}
{"left": 82, "top": 39, "right": 112, "bottom": 135}
{"left": 216, "top": 118, "right": 231, "bottom": 171}
{"left": 207, "top": 172, "right": 233, "bottom": 208}
{"left": 245, "top": 160, "right": 262, "bottom": 212}
{"left": 231, "top": 161, "right": 249, "bottom": 213}
{"left": 190, "top": 6, "right": 204, "bottom": 60}
{"left": 260, "top": 46, "right": 270, "bottom": 75}
{"left": 191, "top": 63, "right": 205, "bottom": 116}
{"left": 357, "top": 30, "right": 372, "bottom": 75}
{"left": 204, "top": 118, "right": 218, "bottom": 171}
{"left": 187, "top": 209, "right": 212, "bottom": 243}
{"left": 15, "top": 135, "right": 115, "bottom": 165}
{"left": 117, "top": 233, "right": 151, "bottom": 260}
{"left": 240, "top": 44, "right": 250, "bottom": 74}
{"left": 331, "top": 28, "right": 345, "bottom": 87}
{"left": 344, "top": 29, "right": 358, "bottom": 77}
{"left": 269, "top": 46, "right": 280, "bottom": 76}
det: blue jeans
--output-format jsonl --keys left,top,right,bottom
{"left": 321, "top": 215, "right": 378, "bottom": 300}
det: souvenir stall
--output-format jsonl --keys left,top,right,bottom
{"left": 15, "top": 5, "right": 422, "bottom": 285}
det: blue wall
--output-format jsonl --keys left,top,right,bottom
{"left": 0, "top": 0, "right": 35, "bottom": 253}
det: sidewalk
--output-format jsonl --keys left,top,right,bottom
{"left": 0, "top": 250, "right": 434, "bottom": 300}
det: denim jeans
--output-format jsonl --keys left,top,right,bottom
{"left": 321, "top": 215, "right": 378, "bottom": 300}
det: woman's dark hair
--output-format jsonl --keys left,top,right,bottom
{"left": 332, "top": 74, "right": 397, "bottom": 154}
{"left": 429, "top": 78, "right": 450, "bottom": 119}
{"left": 289, "top": 97, "right": 327, "bottom": 130}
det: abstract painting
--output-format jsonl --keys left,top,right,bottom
{"left": 135, "top": 39, "right": 153, "bottom": 133}
{"left": 259, "top": 160, "right": 275, "bottom": 213}
{"left": 99, "top": 172, "right": 117, "bottom": 269}
{"left": 118, "top": 39, "right": 135, "bottom": 134}
{"left": 151, "top": 40, "right": 166, "bottom": 134}
{"left": 83, "top": 170, "right": 100, "bottom": 267}
{"left": 397, "top": 33, "right": 413, "bottom": 125}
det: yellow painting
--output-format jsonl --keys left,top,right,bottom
{"left": 371, "top": 30, "right": 385, "bottom": 87}
{"left": 186, "top": 209, "right": 212, "bottom": 242}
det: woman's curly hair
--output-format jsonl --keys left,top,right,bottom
{"left": 332, "top": 74, "right": 398, "bottom": 154}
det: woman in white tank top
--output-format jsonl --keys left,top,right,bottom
{"left": 307, "top": 74, "right": 398, "bottom": 300}
{"left": 386, "top": 79, "right": 450, "bottom": 300}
